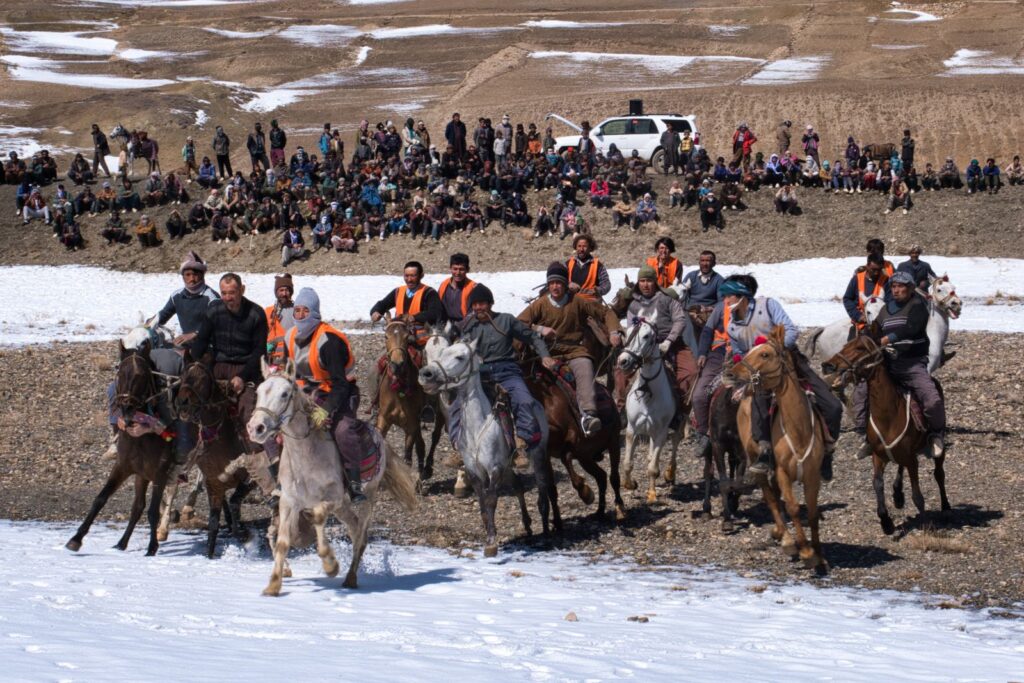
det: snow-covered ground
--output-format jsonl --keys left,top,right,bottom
{"left": 742, "top": 56, "right": 831, "bottom": 85}
{"left": 2, "top": 522, "right": 1022, "bottom": 681}
{"left": 0, "top": 257, "right": 1020, "bottom": 345}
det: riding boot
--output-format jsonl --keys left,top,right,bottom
{"left": 745, "top": 440, "right": 773, "bottom": 484}
{"left": 820, "top": 445, "right": 834, "bottom": 482}
{"left": 102, "top": 426, "right": 119, "bottom": 462}
{"left": 513, "top": 437, "right": 530, "bottom": 472}
{"left": 581, "top": 411, "right": 601, "bottom": 437}
{"left": 345, "top": 466, "right": 366, "bottom": 503}
{"left": 693, "top": 432, "right": 712, "bottom": 460}
{"left": 926, "top": 432, "right": 945, "bottom": 460}
{"left": 855, "top": 431, "right": 873, "bottom": 460}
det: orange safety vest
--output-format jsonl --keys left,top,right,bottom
{"left": 711, "top": 304, "right": 732, "bottom": 355}
{"left": 567, "top": 257, "right": 600, "bottom": 299}
{"left": 265, "top": 304, "right": 289, "bottom": 365}
{"left": 285, "top": 323, "right": 354, "bottom": 394}
{"left": 394, "top": 285, "right": 428, "bottom": 316}
{"left": 646, "top": 256, "right": 680, "bottom": 289}
{"left": 855, "top": 270, "right": 889, "bottom": 329}
{"left": 437, "top": 277, "right": 477, "bottom": 319}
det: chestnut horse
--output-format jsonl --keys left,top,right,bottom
{"left": 377, "top": 319, "right": 443, "bottom": 489}
{"left": 174, "top": 356, "right": 257, "bottom": 558}
{"left": 822, "top": 332, "right": 951, "bottom": 534}
{"left": 723, "top": 326, "right": 828, "bottom": 574}
{"left": 67, "top": 344, "right": 176, "bottom": 555}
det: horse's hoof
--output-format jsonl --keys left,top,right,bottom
{"left": 770, "top": 528, "right": 784, "bottom": 542}
{"left": 422, "top": 467, "right": 433, "bottom": 481}
{"left": 207, "top": 551, "right": 217, "bottom": 560}
{"left": 282, "top": 566, "right": 293, "bottom": 578}
{"left": 622, "top": 477, "right": 637, "bottom": 491}
{"left": 343, "top": 573, "right": 358, "bottom": 589}
{"left": 580, "top": 485, "right": 595, "bottom": 506}
{"left": 114, "top": 541, "right": 128, "bottom": 552}
{"left": 325, "top": 561, "right": 340, "bottom": 578}
{"left": 782, "top": 542, "right": 799, "bottom": 559}
{"left": 65, "top": 539, "right": 81, "bottom": 552}
{"left": 721, "top": 519, "right": 734, "bottom": 533}
{"left": 893, "top": 491, "right": 905, "bottom": 509}
{"left": 145, "top": 548, "right": 157, "bottom": 557}
{"left": 614, "top": 505, "right": 627, "bottom": 523}
{"left": 646, "top": 490, "right": 658, "bottom": 505}
{"left": 483, "top": 544, "right": 498, "bottom": 558}
{"left": 262, "top": 584, "right": 281, "bottom": 597}
{"left": 880, "top": 515, "right": 896, "bottom": 535}
{"left": 813, "top": 561, "right": 829, "bottom": 576}
{"left": 662, "top": 468, "right": 676, "bottom": 485}
{"left": 181, "top": 506, "right": 195, "bottom": 522}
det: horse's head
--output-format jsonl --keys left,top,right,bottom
{"left": 821, "top": 328, "right": 884, "bottom": 389}
{"left": 175, "top": 352, "right": 216, "bottom": 424}
{"left": 384, "top": 319, "right": 413, "bottom": 371}
{"left": 609, "top": 274, "right": 635, "bottom": 317}
{"left": 248, "top": 357, "right": 298, "bottom": 444}
{"left": 418, "top": 338, "right": 479, "bottom": 394}
{"left": 931, "top": 274, "right": 961, "bottom": 319}
{"left": 722, "top": 325, "right": 788, "bottom": 393}
{"left": 422, "top": 321, "right": 453, "bottom": 364}
{"left": 114, "top": 342, "right": 156, "bottom": 417}
{"left": 617, "top": 314, "right": 658, "bottom": 372}
{"left": 863, "top": 295, "right": 885, "bottom": 324}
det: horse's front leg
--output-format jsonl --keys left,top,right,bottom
{"left": 67, "top": 464, "right": 129, "bottom": 551}
{"left": 116, "top": 475, "right": 148, "bottom": 551}
{"left": 560, "top": 451, "right": 593, "bottom": 505}
{"left": 145, "top": 475, "right": 168, "bottom": 557}
{"left": 873, "top": 456, "right": 894, "bottom": 535}
{"left": 646, "top": 436, "right": 666, "bottom": 505}
{"left": 156, "top": 472, "right": 182, "bottom": 542}
{"left": 312, "top": 503, "right": 339, "bottom": 578}
{"left": 663, "top": 427, "right": 682, "bottom": 486}
{"left": 263, "top": 502, "right": 293, "bottom": 596}
{"left": 621, "top": 428, "right": 637, "bottom": 491}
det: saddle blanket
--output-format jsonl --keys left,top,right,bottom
{"left": 448, "top": 383, "right": 516, "bottom": 453}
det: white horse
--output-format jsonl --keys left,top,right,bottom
{"left": 247, "top": 359, "right": 417, "bottom": 596}
{"left": 617, "top": 316, "right": 682, "bottom": 504}
{"left": 804, "top": 275, "right": 962, "bottom": 375}
{"left": 418, "top": 338, "right": 544, "bottom": 557}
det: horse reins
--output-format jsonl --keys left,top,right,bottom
{"left": 252, "top": 373, "right": 312, "bottom": 440}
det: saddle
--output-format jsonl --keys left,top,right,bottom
{"left": 891, "top": 377, "right": 943, "bottom": 434}
{"left": 446, "top": 382, "right": 516, "bottom": 453}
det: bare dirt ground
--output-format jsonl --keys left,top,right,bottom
{"left": 1, "top": 332, "right": 1021, "bottom": 609}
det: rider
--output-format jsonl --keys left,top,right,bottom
{"left": 265, "top": 273, "right": 295, "bottom": 365}
{"left": 843, "top": 253, "right": 892, "bottom": 330}
{"left": 897, "top": 244, "right": 937, "bottom": 290}
{"left": 863, "top": 238, "right": 896, "bottom": 277}
{"left": 285, "top": 287, "right": 371, "bottom": 502}
{"left": 153, "top": 250, "right": 220, "bottom": 346}
{"left": 457, "top": 284, "right": 554, "bottom": 467}
{"left": 566, "top": 234, "right": 611, "bottom": 300}
{"left": 853, "top": 270, "right": 946, "bottom": 459}
{"left": 697, "top": 275, "right": 842, "bottom": 483}
{"left": 191, "top": 273, "right": 269, "bottom": 450}
{"left": 437, "top": 253, "right": 477, "bottom": 321}
{"left": 618, "top": 264, "right": 699, "bottom": 428}
{"left": 518, "top": 262, "right": 623, "bottom": 436}
{"left": 680, "top": 250, "right": 724, "bottom": 336}
{"left": 646, "top": 237, "right": 683, "bottom": 289}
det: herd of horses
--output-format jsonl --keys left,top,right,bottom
{"left": 63, "top": 276, "right": 963, "bottom": 593}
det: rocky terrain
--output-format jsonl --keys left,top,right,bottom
{"left": 1, "top": 332, "right": 1021, "bottom": 609}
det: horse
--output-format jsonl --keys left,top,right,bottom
{"left": 822, "top": 332, "right": 950, "bottom": 534}
{"left": 863, "top": 142, "right": 897, "bottom": 161}
{"left": 110, "top": 124, "right": 135, "bottom": 177}
{"left": 173, "top": 355, "right": 257, "bottom": 558}
{"left": 700, "top": 382, "right": 750, "bottom": 531}
{"left": 418, "top": 339, "right": 540, "bottom": 556}
{"left": 66, "top": 343, "right": 176, "bottom": 555}
{"left": 723, "top": 325, "right": 829, "bottom": 574}
{"left": 523, "top": 357, "right": 625, "bottom": 530}
{"left": 617, "top": 316, "right": 683, "bottom": 504}
{"left": 377, "top": 318, "right": 444, "bottom": 489}
{"left": 247, "top": 358, "right": 417, "bottom": 596}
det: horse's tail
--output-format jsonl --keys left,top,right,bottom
{"left": 381, "top": 446, "right": 418, "bottom": 511}
{"left": 801, "top": 327, "right": 824, "bottom": 359}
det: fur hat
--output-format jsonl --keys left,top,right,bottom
{"left": 274, "top": 273, "right": 294, "bottom": 293}
{"left": 546, "top": 261, "right": 569, "bottom": 285}
{"left": 180, "top": 250, "right": 207, "bottom": 274}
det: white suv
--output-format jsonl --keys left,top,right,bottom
{"left": 545, "top": 113, "right": 700, "bottom": 173}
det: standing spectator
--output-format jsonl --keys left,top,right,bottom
{"left": 776, "top": 119, "right": 792, "bottom": 156}
{"left": 247, "top": 122, "right": 269, "bottom": 172}
{"left": 802, "top": 125, "right": 820, "bottom": 165}
{"left": 732, "top": 122, "right": 756, "bottom": 167}
{"left": 91, "top": 123, "right": 112, "bottom": 178}
{"left": 774, "top": 183, "right": 799, "bottom": 215}
{"left": 700, "top": 189, "right": 723, "bottom": 232}
{"left": 493, "top": 129, "right": 508, "bottom": 168}
{"left": 845, "top": 137, "right": 860, "bottom": 167}
{"left": 269, "top": 119, "right": 287, "bottom": 168}
{"left": 679, "top": 129, "right": 694, "bottom": 166}
{"left": 900, "top": 129, "right": 915, "bottom": 169}
{"left": 445, "top": 113, "right": 467, "bottom": 160}
{"left": 661, "top": 122, "right": 681, "bottom": 174}
{"left": 181, "top": 136, "right": 198, "bottom": 182}
{"left": 212, "top": 126, "right": 232, "bottom": 179}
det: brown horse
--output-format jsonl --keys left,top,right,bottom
{"left": 523, "top": 360, "right": 625, "bottom": 532}
{"left": 67, "top": 344, "right": 176, "bottom": 555}
{"left": 723, "top": 326, "right": 828, "bottom": 574}
{"left": 822, "top": 332, "right": 950, "bottom": 534}
{"left": 701, "top": 383, "right": 751, "bottom": 531}
{"left": 377, "top": 318, "right": 443, "bottom": 489}
{"left": 174, "top": 356, "right": 257, "bottom": 558}
{"left": 863, "top": 142, "right": 897, "bottom": 162}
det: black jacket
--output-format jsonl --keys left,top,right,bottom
{"left": 193, "top": 297, "right": 269, "bottom": 382}
{"left": 876, "top": 294, "right": 929, "bottom": 364}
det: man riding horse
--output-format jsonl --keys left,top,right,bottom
{"left": 852, "top": 270, "right": 946, "bottom": 460}
{"left": 680, "top": 249, "right": 723, "bottom": 334}
{"left": 283, "top": 287, "right": 373, "bottom": 502}
{"left": 695, "top": 276, "right": 843, "bottom": 483}
{"left": 437, "top": 253, "right": 477, "bottom": 322}
{"left": 615, "top": 264, "right": 699, "bottom": 428}
{"left": 265, "top": 273, "right": 295, "bottom": 366}
{"left": 518, "top": 262, "right": 623, "bottom": 436}
{"left": 844, "top": 253, "right": 892, "bottom": 330}
{"left": 456, "top": 284, "right": 554, "bottom": 468}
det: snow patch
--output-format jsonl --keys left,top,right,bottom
{"left": 942, "top": 49, "right": 1024, "bottom": 76}
{"left": 278, "top": 24, "right": 361, "bottom": 47}
{"left": 0, "top": 257, "right": 1019, "bottom": 345}
{"left": 529, "top": 50, "right": 763, "bottom": 74}
{"left": 742, "top": 55, "right": 830, "bottom": 85}
{"left": 0, "top": 521, "right": 1023, "bottom": 681}
{"left": 0, "top": 28, "right": 117, "bottom": 56}
{"left": 1, "top": 55, "right": 175, "bottom": 90}
{"left": 883, "top": 8, "right": 940, "bottom": 22}
{"left": 708, "top": 24, "right": 748, "bottom": 36}
{"left": 194, "top": 110, "right": 209, "bottom": 127}
{"left": 367, "top": 24, "right": 515, "bottom": 39}
{"left": 354, "top": 45, "right": 372, "bottom": 65}
{"left": 521, "top": 19, "right": 633, "bottom": 29}
{"left": 204, "top": 28, "right": 279, "bottom": 39}
{"left": 873, "top": 44, "right": 923, "bottom": 50}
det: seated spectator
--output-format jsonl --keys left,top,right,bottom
{"left": 454, "top": 199, "right": 483, "bottom": 233}
{"left": 135, "top": 214, "right": 161, "bottom": 247}
{"left": 939, "top": 157, "right": 962, "bottom": 189}
{"left": 144, "top": 172, "right": 165, "bottom": 206}
{"left": 875, "top": 161, "right": 894, "bottom": 194}
{"left": 427, "top": 197, "right": 451, "bottom": 241}
{"left": 33, "top": 150, "right": 58, "bottom": 184}
{"left": 96, "top": 181, "right": 117, "bottom": 212}
{"left": 612, "top": 192, "right": 636, "bottom": 229}
{"left": 165, "top": 172, "right": 189, "bottom": 205}
{"left": 921, "top": 163, "right": 939, "bottom": 191}
{"left": 15, "top": 179, "right": 31, "bottom": 214}
{"left": 101, "top": 210, "right": 131, "bottom": 244}
{"left": 774, "top": 183, "right": 799, "bottom": 215}
{"left": 203, "top": 188, "right": 226, "bottom": 217}
{"left": 117, "top": 178, "right": 142, "bottom": 213}
{"left": 210, "top": 210, "right": 237, "bottom": 243}
{"left": 331, "top": 221, "right": 357, "bottom": 252}
{"left": 311, "top": 214, "right": 334, "bottom": 249}
{"left": 982, "top": 158, "right": 1002, "bottom": 193}
{"left": 722, "top": 181, "right": 743, "bottom": 210}
{"left": 966, "top": 159, "right": 983, "bottom": 194}
{"left": 56, "top": 210, "right": 83, "bottom": 250}
{"left": 558, "top": 201, "right": 581, "bottom": 239}
{"left": 188, "top": 202, "right": 209, "bottom": 231}
{"left": 668, "top": 180, "right": 684, "bottom": 208}
{"left": 700, "top": 189, "right": 724, "bottom": 232}
{"left": 483, "top": 190, "right": 505, "bottom": 227}
{"left": 533, "top": 206, "right": 554, "bottom": 237}
{"left": 74, "top": 185, "right": 98, "bottom": 216}
{"left": 636, "top": 193, "right": 659, "bottom": 226}
{"left": 1007, "top": 155, "right": 1024, "bottom": 186}
{"left": 67, "top": 153, "right": 94, "bottom": 185}
{"left": 197, "top": 157, "right": 218, "bottom": 188}
{"left": 589, "top": 175, "right": 611, "bottom": 207}
{"left": 281, "top": 224, "right": 305, "bottom": 265}
{"left": 884, "top": 174, "right": 912, "bottom": 215}
{"left": 52, "top": 184, "right": 73, "bottom": 216}
{"left": 507, "top": 192, "right": 530, "bottom": 226}
{"left": 22, "top": 187, "right": 50, "bottom": 226}
{"left": 764, "top": 153, "right": 784, "bottom": 186}
{"left": 166, "top": 209, "right": 187, "bottom": 239}
{"left": 5, "top": 152, "right": 27, "bottom": 185}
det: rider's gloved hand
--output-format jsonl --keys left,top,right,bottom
{"left": 658, "top": 340, "right": 672, "bottom": 354}
{"left": 310, "top": 406, "right": 330, "bottom": 429}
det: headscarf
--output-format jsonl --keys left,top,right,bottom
{"left": 293, "top": 287, "right": 322, "bottom": 342}
{"left": 719, "top": 280, "right": 752, "bottom": 298}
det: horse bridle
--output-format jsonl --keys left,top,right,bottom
{"left": 422, "top": 345, "right": 478, "bottom": 392}
{"left": 251, "top": 373, "right": 311, "bottom": 439}
{"left": 828, "top": 336, "right": 886, "bottom": 387}
{"left": 115, "top": 353, "right": 161, "bottom": 416}
{"left": 733, "top": 342, "right": 787, "bottom": 390}
{"left": 176, "top": 362, "right": 231, "bottom": 427}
